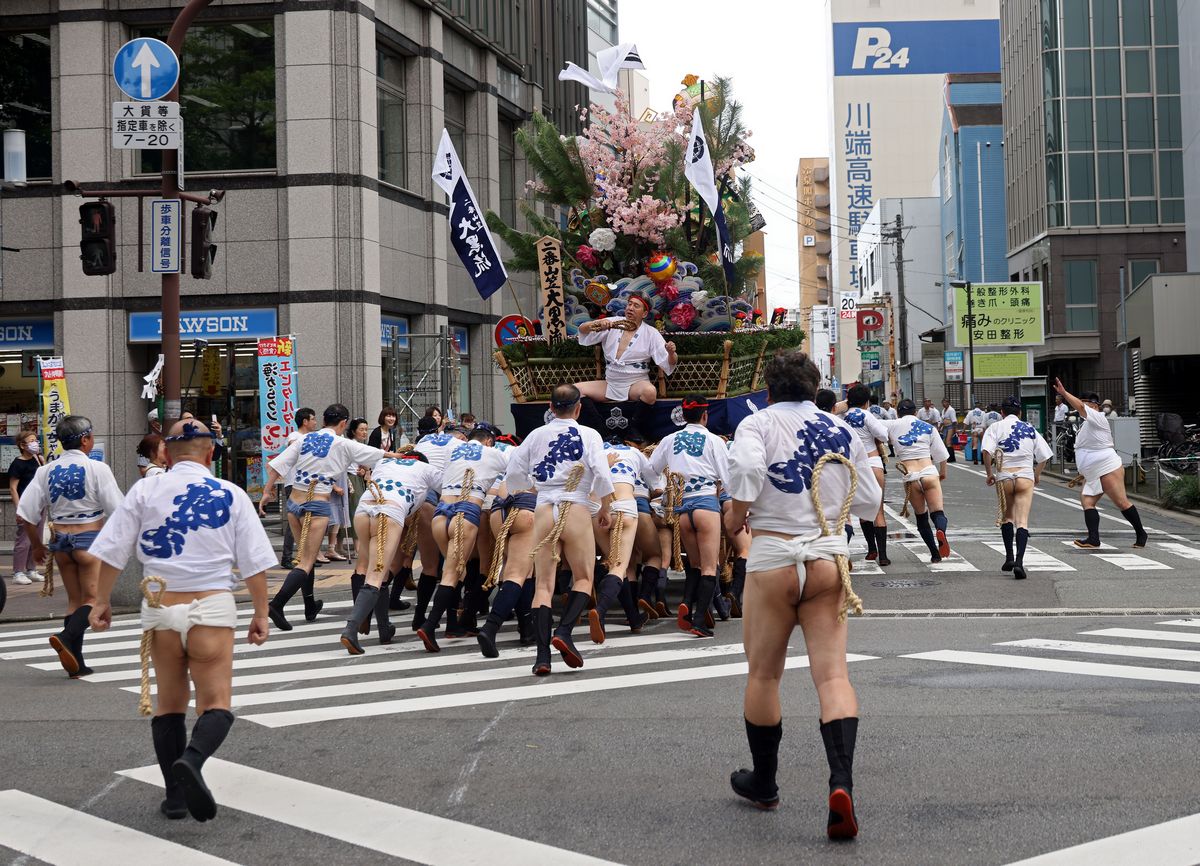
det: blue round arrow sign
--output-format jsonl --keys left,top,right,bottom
{"left": 112, "top": 38, "right": 180, "bottom": 101}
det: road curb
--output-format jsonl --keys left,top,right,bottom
{"left": 1041, "top": 469, "right": 1200, "bottom": 525}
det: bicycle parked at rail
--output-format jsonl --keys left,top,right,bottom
{"left": 1156, "top": 413, "right": 1200, "bottom": 473}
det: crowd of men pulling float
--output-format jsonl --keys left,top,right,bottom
{"left": 12, "top": 299, "right": 1150, "bottom": 841}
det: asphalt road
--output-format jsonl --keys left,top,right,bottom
{"left": 2, "top": 464, "right": 1199, "bottom": 865}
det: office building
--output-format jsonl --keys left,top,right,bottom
{"left": 796, "top": 156, "right": 832, "bottom": 353}
{"left": 1181, "top": 0, "right": 1199, "bottom": 268}
{"left": 0, "top": 0, "right": 590, "bottom": 515}
{"left": 1001, "top": 0, "right": 1187, "bottom": 399}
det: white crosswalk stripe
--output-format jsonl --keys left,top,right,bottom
{"left": 907, "top": 619, "right": 1200, "bottom": 687}
{"left": 1157, "top": 542, "right": 1200, "bottom": 562}
{"left": 0, "top": 601, "right": 876, "bottom": 728}
{"left": 980, "top": 541, "right": 1075, "bottom": 571}
{"left": 0, "top": 790, "right": 235, "bottom": 864}
{"left": 1093, "top": 552, "right": 1170, "bottom": 570}
{"left": 897, "top": 540, "right": 977, "bottom": 572}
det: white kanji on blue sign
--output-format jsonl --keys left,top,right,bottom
{"left": 112, "top": 38, "right": 180, "bottom": 102}
{"left": 150, "top": 199, "right": 181, "bottom": 274}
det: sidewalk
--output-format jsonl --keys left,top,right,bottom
{"left": 0, "top": 514, "right": 364, "bottom": 624}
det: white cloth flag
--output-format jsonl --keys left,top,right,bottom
{"left": 141, "top": 354, "right": 165, "bottom": 400}
{"left": 684, "top": 107, "right": 719, "bottom": 214}
{"left": 558, "top": 43, "right": 645, "bottom": 94}
{"left": 431, "top": 129, "right": 508, "bottom": 299}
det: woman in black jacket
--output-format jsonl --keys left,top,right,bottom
{"left": 368, "top": 406, "right": 399, "bottom": 452}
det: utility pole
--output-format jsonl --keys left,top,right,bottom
{"left": 881, "top": 212, "right": 910, "bottom": 395}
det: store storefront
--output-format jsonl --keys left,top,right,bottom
{"left": 129, "top": 307, "right": 277, "bottom": 490}
{"left": 0, "top": 317, "right": 55, "bottom": 483}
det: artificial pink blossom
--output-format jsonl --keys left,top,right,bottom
{"left": 669, "top": 302, "right": 696, "bottom": 330}
{"left": 576, "top": 245, "right": 600, "bottom": 269}
{"left": 659, "top": 281, "right": 679, "bottom": 302}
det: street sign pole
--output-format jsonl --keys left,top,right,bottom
{"left": 160, "top": 0, "right": 213, "bottom": 424}
{"left": 966, "top": 281, "right": 975, "bottom": 408}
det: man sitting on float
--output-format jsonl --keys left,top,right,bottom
{"left": 574, "top": 293, "right": 677, "bottom": 436}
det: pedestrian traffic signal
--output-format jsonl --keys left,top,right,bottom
{"left": 190, "top": 205, "right": 217, "bottom": 279}
{"left": 78, "top": 201, "right": 116, "bottom": 276}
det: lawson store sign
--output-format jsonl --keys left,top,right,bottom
{"left": 129, "top": 308, "right": 278, "bottom": 343}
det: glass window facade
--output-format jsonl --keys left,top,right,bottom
{"left": 377, "top": 46, "right": 408, "bottom": 188}
{"left": 444, "top": 87, "right": 467, "bottom": 158}
{"left": 1042, "top": 0, "right": 1182, "bottom": 227}
{"left": 0, "top": 31, "right": 51, "bottom": 179}
{"left": 138, "top": 21, "right": 276, "bottom": 174}
{"left": 1064, "top": 259, "right": 1098, "bottom": 331}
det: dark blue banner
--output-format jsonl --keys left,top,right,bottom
{"left": 833, "top": 20, "right": 1000, "bottom": 76}
{"left": 714, "top": 203, "right": 737, "bottom": 288}
{"left": 450, "top": 177, "right": 506, "bottom": 300}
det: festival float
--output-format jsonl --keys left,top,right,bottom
{"left": 485, "top": 76, "right": 804, "bottom": 438}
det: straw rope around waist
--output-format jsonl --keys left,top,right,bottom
{"left": 293, "top": 479, "right": 319, "bottom": 566}
{"left": 137, "top": 576, "right": 168, "bottom": 717}
{"left": 809, "top": 452, "right": 863, "bottom": 623}
{"left": 529, "top": 465, "right": 586, "bottom": 565}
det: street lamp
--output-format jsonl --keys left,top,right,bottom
{"left": 950, "top": 279, "right": 974, "bottom": 408}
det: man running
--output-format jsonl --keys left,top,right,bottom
{"left": 840, "top": 385, "right": 891, "bottom": 565}
{"left": 417, "top": 427, "right": 509, "bottom": 652}
{"left": 964, "top": 401, "right": 986, "bottom": 465}
{"left": 19, "top": 415, "right": 123, "bottom": 677}
{"left": 649, "top": 395, "right": 731, "bottom": 638}
{"left": 939, "top": 399, "right": 958, "bottom": 463}
{"left": 982, "top": 396, "right": 1052, "bottom": 580}
{"left": 888, "top": 400, "right": 951, "bottom": 562}
{"left": 88, "top": 420, "right": 276, "bottom": 822}
{"left": 1054, "top": 380, "right": 1147, "bottom": 548}
{"left": 503, "top": 384, "right": 612, "bottom": 674}
{"left": 725, "top": 350, "right": 880, "bottom": 839}
{"left": 408, "top": 424, "right": 470, "bottom": 629}
{"left": 260, "top": 404, "right": 394, "bottom": 630}
{"left": 340, "top": 451, "right": 441, "bottom": 654}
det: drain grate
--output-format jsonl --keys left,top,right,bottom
{"left": 870, "top": 579, "right": 941, "bottom": 589}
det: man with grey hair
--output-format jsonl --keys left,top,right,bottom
{"left": 19, "top": 415, "right": 123, "bottom": 677}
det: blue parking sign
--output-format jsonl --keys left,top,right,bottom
{"left": 112, "top": 38, "right": 180, "bottom": 101}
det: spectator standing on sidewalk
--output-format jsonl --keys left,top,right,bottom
{"left": 8, "top": 431, "right": 45, "bottom": 586}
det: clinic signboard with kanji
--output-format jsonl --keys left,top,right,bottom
{"left": 953, "top": 282, "right": 1045, "bottom": 348}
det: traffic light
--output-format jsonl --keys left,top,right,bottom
{"left": 78, "top": 201, "right": 116, "bottom": 276}
{"left": 190, "top": 205, "right": 217, "bottom": 279}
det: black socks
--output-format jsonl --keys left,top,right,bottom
{"left": 931, "top": 510, "right": 948, "bottom": 533}
{"left": 421, "top": 584, "right": 457, "bottom": 637}
{"left": 479, "top": 580, "right": 522, "bottom": 658}
{"left": 1015, "top": 528, "right": 1029, "bottom": 566}
{"left": 1082, "top": 507, "right": 1101, "bottom": 545}
{"left": 350, "top": 572, "right": 365, "bottom": 600}
{"left": 860, "top": 519, "right": 877, "bottom": 554}
{"left": 730, "top": 557, "right": 747, "bottom": 605}
{"left": 340, "top": 585, "right": 379, "bottom": 654}
{"left": 594, "top": 573, "right": 621, "bottom": 618}
{"left": 873, "top": 525, "right": 889, "bottom": 563}
{"left": 820, "top": 716, "right": 858, "bottom": 794}
{"left": 616, "top": 578, "right": 642, "bottom": 627}
{"left": 1001, "top": 522, "right": 1015, "bottom": 563}
{"left": 914, "top": 512, "right": 938, "bottom": 557}
{"left": 556, "top": 590, "right": 590, "bottom": 636}
{"left": 173, "top": 708, "right": 235, "bottom": 822}
{"left": 639, "top": 565, "right": 658, "bottom": 603}
{"left": 151, "top": 713, "right": 187, "bottom": 819}
{"left": 1122, "top": 506, "right": 1148, "bottom": 545}
{"left": 269, "top": 567, "right": 308, "bottom": 630}
{"left": 413, "top": 572, "right": 438, "bottom": 630}
{"left": 731, "top": 718, "right": 782, "bottom": 807}
{"left": 682, "top": 567, "right": 700, "bottom": 612}
{"left": 374, "top": 581, "right": 395, "bottom": 643}
{"left": 532, "top": 605, "right": 553, "bottom": 674}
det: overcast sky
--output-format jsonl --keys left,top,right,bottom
{"left": 619, "top": 0, "right": 831, "bottom": 311}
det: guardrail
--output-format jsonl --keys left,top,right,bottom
{"left": 1051, "top": 451, "right": 1199, "bottom": 501}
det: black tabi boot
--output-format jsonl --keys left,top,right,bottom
{"left": 388, "top": 570, "right": 408, "bottom": 610}
{"left": 713, "top": 577, "right": 732, "bottom": 621}
{"left": 820, "top": 717, "right": 859, "bottom": 840}
{"left": 690, "top": 575, "right": 717, "bottom": 637}
{"left": 914, "top": 513, "right": 940, "bottom": 562}
{"left": 69, "top": 624, "right": 92, "bottom": 678}
{"left": 730, "top": 557, "right": 747, "bottom": 616}
{"left": 931, "top": 511, "right": 950, "bottom": 558}
{"left": 349, "top": 573, "right": 371, "bottom": 635}
{"left": 478, "top": 580, "right": 522, "bottom": 658}
{"left": 49, "top": 606, "right": 91, "bottom": 676}
{"left": 589, "top": 573, "right": 621, "bottom": 644}
{"left": 860, "top": 519, "right": 878, "bottom": 559}
{"left": 551, "top": 590, "right": 589, "bottom": 669}
{"left": 172, "top": 708, "right": 235, "bottom": 822}
{"left": 302, "top": 568, "right": 323, "bottom": 622}
{"left": 1000, "top": 522, "right": 1015, "bottom": 571}
{"left": 532, "top": 605, "right": 553, "bottom": 676}
{"left": 375, "top": 580, "right": 396, "bottom": 643}
{"left": 1075, "top": 508, "right": 1102, "bottom": 548}
{"left": 874, "top": 526, "right": 891, "bottom": 567}
{"left": 412, "top": 570, "right": 439, "bottom": 630}
{"left": 340, "top": 584, "right": 379, "bottom": 655}
{"left": 417, "top": 584, "right": 456, "bottom": 653}
{"left": 1014, "top": 528, "right": 1030, "bottom": 581}
{"left": 730, "top": 718, "right": 782, "bottom": 809}
{"left": 151, "top": 713, "right": 188, "bottom": 819}
{"left": 444, "top": 584, "right": 464, "bottom": 636}
{"left": 678, "top": 567, "right": 701, "bottom": 632}
{"left": 616, "top": 578, "right": 646, "bottom": 632}
{"left": 638, "top": 564, "right": 659, "bottom": 618}
{"left": 516, "top": 579, "right": 536, "bottom": 645}
{"left": 461, "top": 559, "right": 485, "bottom": 628}
{"left": 1123, "top": 506, "right": 1148, "bottom": 548}
{"left": 269, "top": 567, "right": 308, "bottom": 631}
